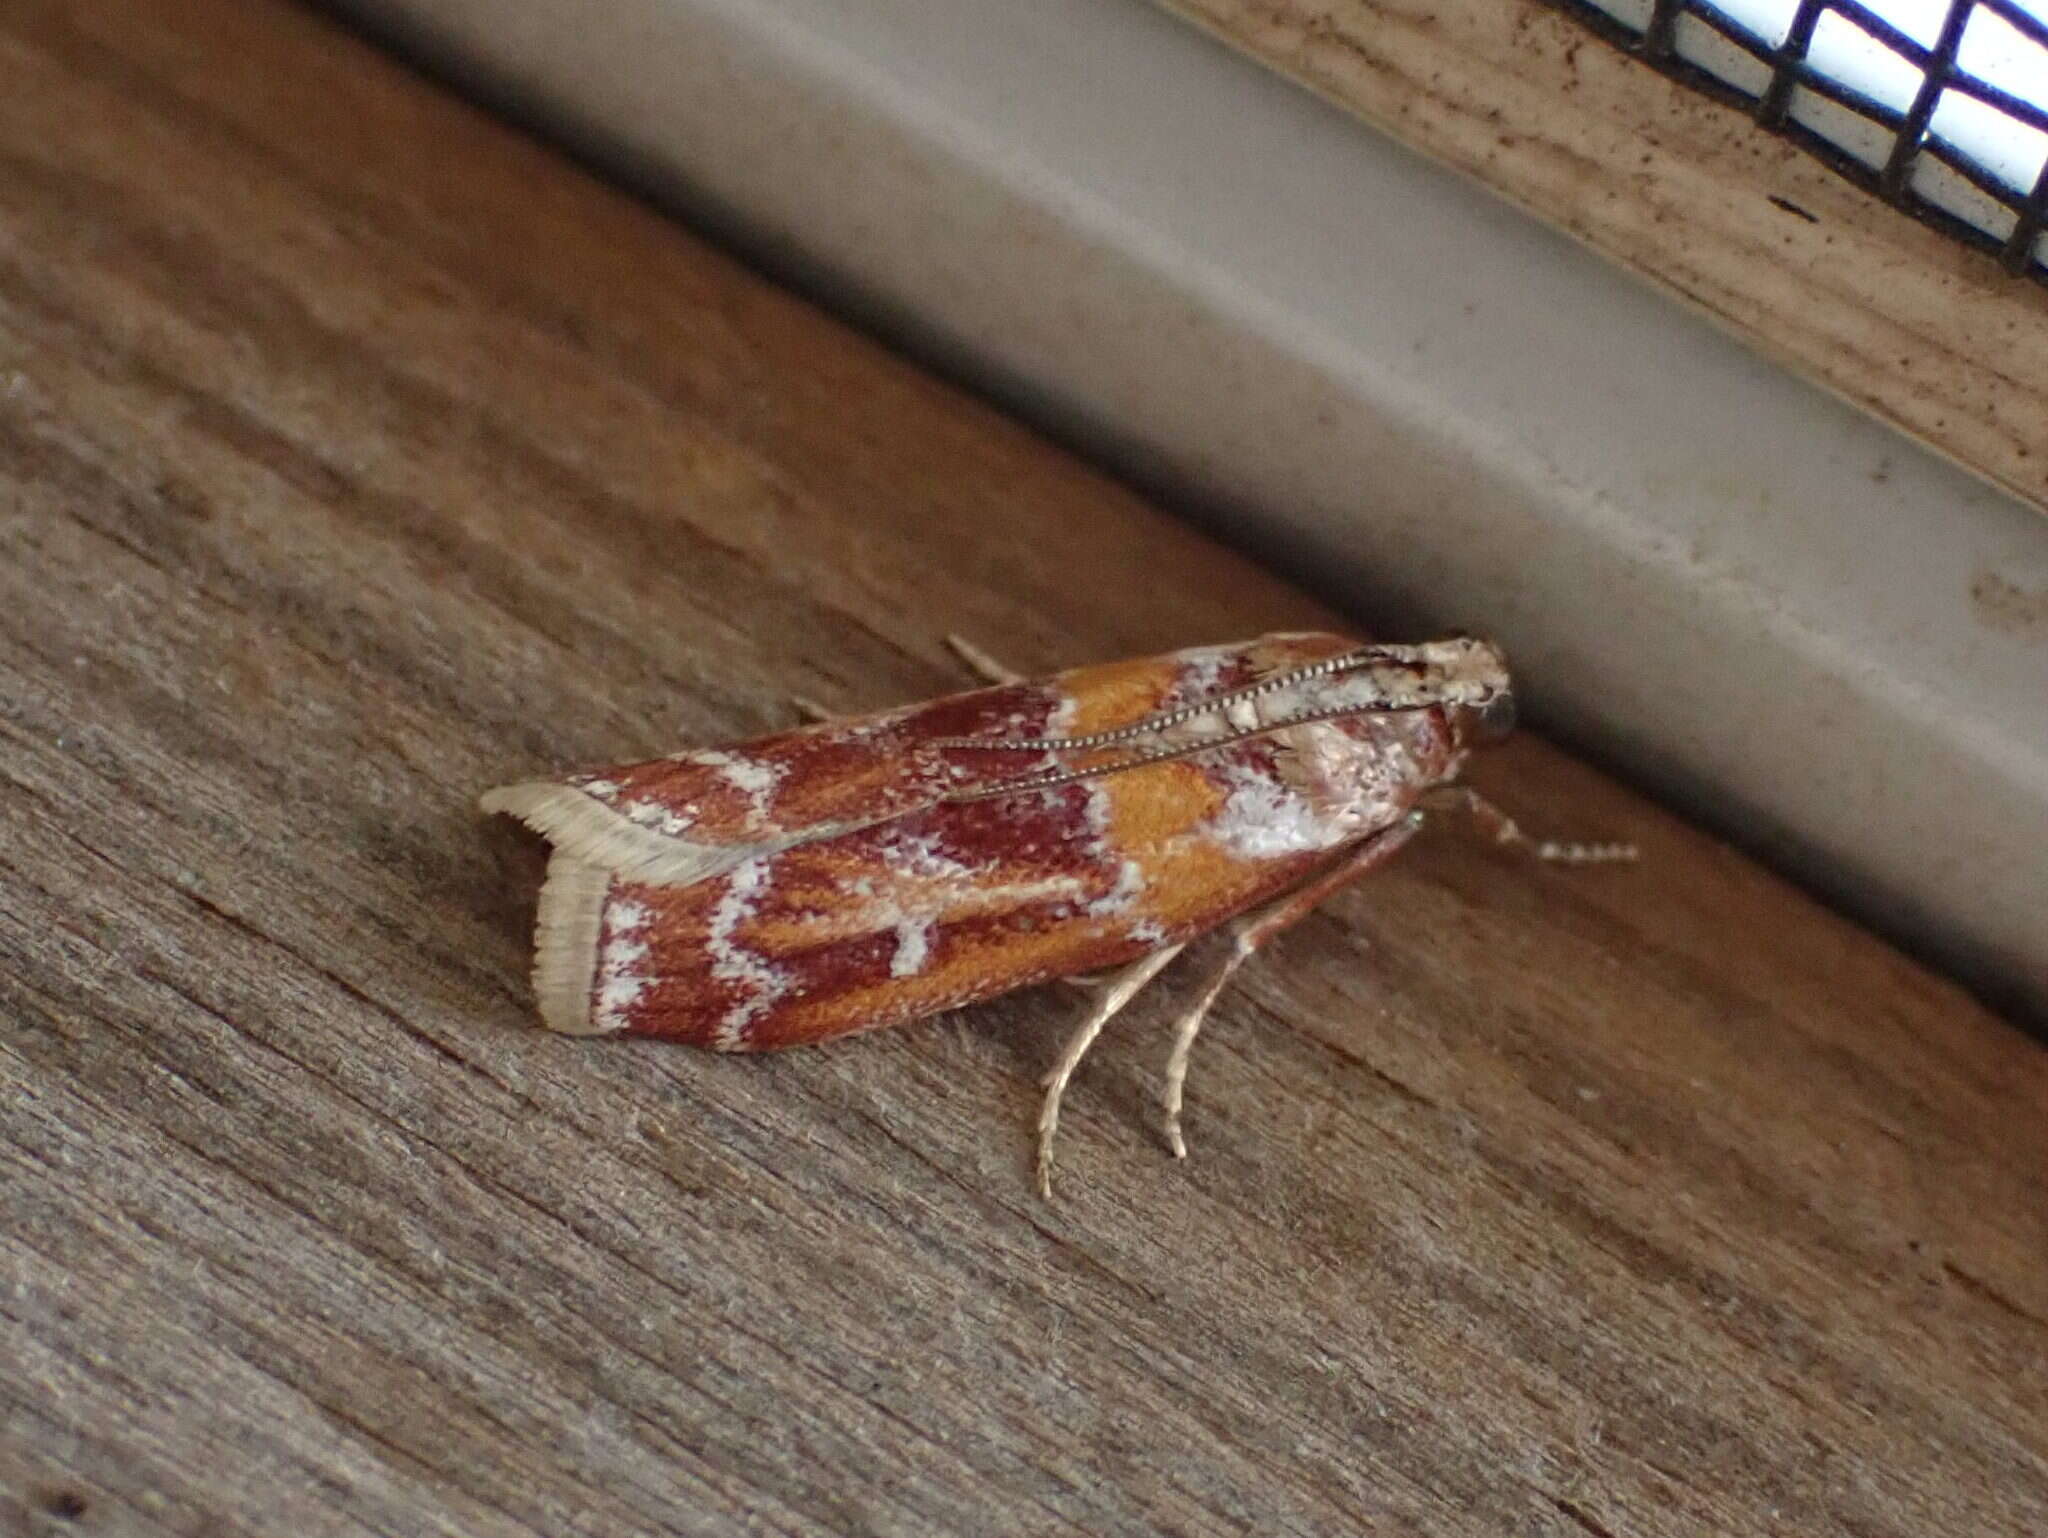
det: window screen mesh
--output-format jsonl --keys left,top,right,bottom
{"left": 1558, "top": 0, "right": 2048, "bottom": 277}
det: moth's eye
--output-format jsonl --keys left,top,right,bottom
{"left": 1476, "top": 690, "right": 1517, "bottom": 741}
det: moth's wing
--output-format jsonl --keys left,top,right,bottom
{"left": 506, "top": 760, "right": 1350, "bottom": 1047}
{"left": 481, "top": 676, "right": 1068, "bottom": 887}
{"left": 481, "top": 634, "right": 1362, "bottom": 885}
{"left": 481, "top": 633, "right": 1364, "bottom": 1036}
{"left": 560, "top": 796, "right": 1144, "bottom": 1048}
{"left": 481, "top": 678, "right": 1076, "bottom": 1034}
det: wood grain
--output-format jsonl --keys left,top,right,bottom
{"left": 1147, "top": 0, "right": 2048, "bottom": 519}
{"left": 1, "top": 0, "right": 2044, "bottom": 1534}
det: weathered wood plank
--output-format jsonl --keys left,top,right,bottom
{"left": 1, "top": 0, "right": 2043, "bottom": 1534}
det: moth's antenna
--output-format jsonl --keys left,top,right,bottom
{"left": 942, "top": 698, "right": 1437, "bottom": 802}
{"left": 933, "top": 646, "right": 1422, "bottom": 754}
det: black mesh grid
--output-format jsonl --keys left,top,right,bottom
{"left": 1549, "top": 0, "right": 2048, "bottom": 279}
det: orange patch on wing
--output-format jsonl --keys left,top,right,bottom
{"left": 1057, "top": 654, "right": 1180, "bottom": 734}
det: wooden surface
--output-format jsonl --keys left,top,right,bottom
{"left": 1148, "top": 0, "right": 2048, "bottom": 520}
{"left": 2, "top": 1, "right": 2045, "bottom": 1533}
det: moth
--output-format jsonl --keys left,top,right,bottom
{"left": 483, "top": 633, "right": 1632, "bottom": 1193}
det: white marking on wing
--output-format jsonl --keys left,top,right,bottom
{"left": 695, "top": 750, "right": 788, "bottom": 833}
{"left": 592, "top": 900, "right": 654, "bottom": 1032}
{"left": 622, "top": 797, "right": 697, "bottom": 836}
{"left": 1087, "top": 856, "right": 1147, "bottom": 916}
{"left": 889, "top": 918, "right": 933, "bottom": 979}
{"left": 707, "top": 857, "right": 790, "bottom": 1049}
{"left": 1208, "top": 761, "right": 1351, "bottom": 858}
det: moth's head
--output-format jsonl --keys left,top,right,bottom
{"left": 1430, "top": 635, "right": 1515, "bottom": 751}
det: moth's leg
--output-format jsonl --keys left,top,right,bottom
{"left": 1419, "top": 786, "right": 1637, "bottom": 865}
{"left": 1038, "top": 942, "right": 1186, "bottom": 1198}
{"left": 1161, "top": 816, "right": 1424, "bottom": 1159}
{"left": 791, "top": 696, "right": 837, "bottom": 725}
{"left": 945, "top": 634, "right": 1026, "bottom": 687}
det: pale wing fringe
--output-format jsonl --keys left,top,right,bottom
{"left": 527, "top": 852, "right": 614, "bottom": 1036}
{"left": 483, "top": 782, "right": 746, "bottom": 1038}
{"left": 484, "top": 780, "right": 899, "bottom": 1037}
{"left": 479, "top": 782, "right": 877, "bottom": 887}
